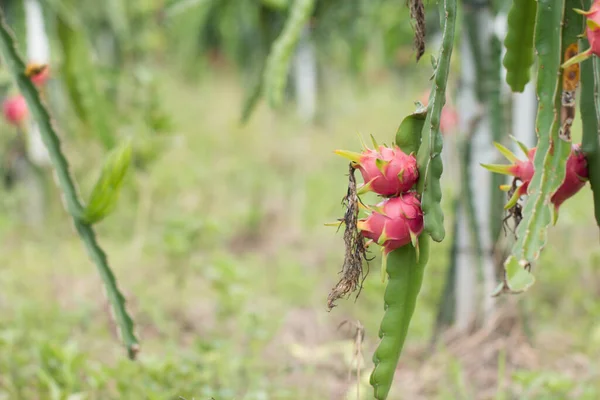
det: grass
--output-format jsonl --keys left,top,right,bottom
{"left": 0, "top": 64, "right": 600, "bottom": 399}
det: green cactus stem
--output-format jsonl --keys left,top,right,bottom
{"left": 416, "top": 0, "right": 457, "bottom": 242}
{"left": 263, "top": 0, "right": 316, "bottom": 108}
{"left": 497, "top": 0, "right": 581, "bottom": 294}
{"left": 502, "top": 0, "right": 537, "bottom": 92}
{"left": 0, "top": 9, "right": 139, "bottom": 359}
{"left": 581, "top": 37, "right": 600, "bottom": 229}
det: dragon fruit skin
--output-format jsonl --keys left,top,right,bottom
{"left": 335, "top": 144, "right": 418, "bottom": 197}
{"left": 357, "top": 192, "right": 424, "bottom": 254}
{"left": 551, "top": 144, "right": 589, "bottom": 208}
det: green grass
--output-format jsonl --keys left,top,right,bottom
{"left": 1, "top": 65, "right": 600, "bottom": 399}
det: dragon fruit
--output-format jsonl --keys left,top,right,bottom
{"left": 335, "top": 143, "right": 418, "bottom": 196}
{"left": 357, "top": 192, "right": 424, "bottom": 254}
{"left": 2, "top": 94, "right": 28, "bottom": 126}
{"left": 483, "top": 142, "right": 588, "bottom": 219}
{"left": 551, "top": 144, "right": 588, "bottom": 209}
{"left": 562, "top": 1, "right": 600, "bottom": 68}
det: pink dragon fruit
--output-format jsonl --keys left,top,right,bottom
{"left": 483, "top": 142, "right": 588, "bottom": 219}
{"left": 562, "top": 1, "right": 600, "bottom": 68}
{"left": 3, "top": 94, "right": 28, "bottom": 126}
{"left": 357, "top": 192, "right": 424, "bottom": 254}
{"left": 483, "top": 144, "right": 536, "bottom": 204}
{"left": 335, "top": 143, "right": 418, "bottom": 196}
{"left": 551, "top": 144, "right": 588, "bottom": 208}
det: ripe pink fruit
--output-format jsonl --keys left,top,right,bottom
{"left": 335, "top": 144, "right": 418, "bottom": 197}
{"left": 3, "top": 95, "right": 28, "bottom": 126}
{"left": 552, "top": 144, "right": 588, "bottom": 208}
{"left": 357, "top": 192, "right": 424, "bottom": 254}
{"left": 483, "top": 143, "right": 589, "bottom": 215}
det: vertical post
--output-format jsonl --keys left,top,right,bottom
{"left": 455, "top": 2, "right": 497, "bottom": 331}
{"left": 293, "top": 25, "right": 317, "bottom": 122}
{"left": 24, "top": 0, "right": 51, "bottom": 167}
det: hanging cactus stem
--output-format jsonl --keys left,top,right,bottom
{"left": 493, "top": 0, "right": 586, "bottom": 295}
{"left": 0, "top": 9, "right": 139, "bottom": 359}
{"left": 581, "top": 41, "right": 600, "bottom": 229}
{"left": 416, "top": 0, "right": 457, "bottom": 243}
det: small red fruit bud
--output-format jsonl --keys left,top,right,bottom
{"left": 3, "top": 95, "right": 28, "bottom": 126}
{"left": 26, "top": 63, "right": 50, "bottom": 87}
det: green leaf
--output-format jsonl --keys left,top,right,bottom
{"left": 263, "top": 0, "right": 316, "bottom": 108}
{"left": 0, "top": 11, "right": 139, "bottom": 358}
{"left": 395, "top": 107, "right": 427, "bottom": 155}
{"left": 416, "top": 0, "right": 457, "bottom": 242}
{"left": 55, "top": 11, "right": 115, "bottom": 149}
{"left": 370, "top": 236, "right": 430, "bottom": 400}
{"left": 502, "top": 0, "right": 537, "bottom": 92}
{"left": 83, "top": 140, "right": 133, "bottom": 224}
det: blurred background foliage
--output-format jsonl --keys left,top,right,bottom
{"left": 0, "top": 0, "right": 599, "bottom": 399}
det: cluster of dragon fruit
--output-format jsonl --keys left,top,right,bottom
{"left": 335, "top": 142, "right": 424, "bottom": 258}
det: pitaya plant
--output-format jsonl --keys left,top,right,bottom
{"left": 327, "top": 0, "right": 600, "bottom": 398}
{"left": 334, "top": 141, "right": 425, "bottom": 282}
{"left": 328, "top": 0, "right": 455, "bottom": 398}
{"left": 490, "top": 0, "right": 600, "bottom": 295}
{"left": 0, "top": 11, "right": 139, "bottom": 358}
{"left": 331, "top": 137, "right": 432, "bottom": 400}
